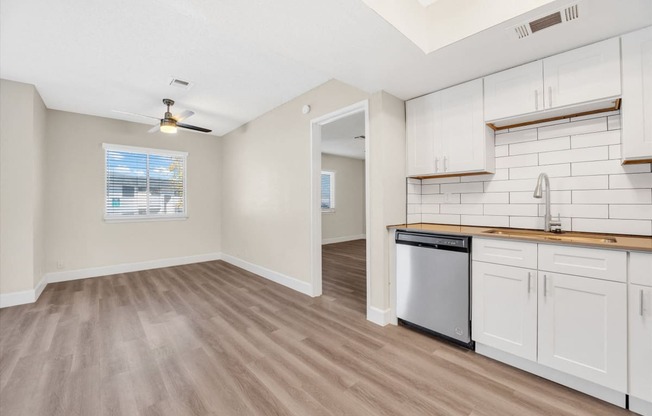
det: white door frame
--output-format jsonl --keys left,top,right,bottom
{"left": 310, "top": 100, "right": 370, "bottom": 304}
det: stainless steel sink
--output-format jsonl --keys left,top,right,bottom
{"left": 482, "top": 229, "right": 617, "bottom": 244}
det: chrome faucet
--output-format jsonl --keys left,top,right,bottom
{"left": 533, "top": 173, "right": 562, "bottom": 232}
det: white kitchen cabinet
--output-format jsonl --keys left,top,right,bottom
{"left": 537, "top": 272, "right": 627, "bottom": 392}
{"left": 538, "top": 244, "right": 627, "bottom": 283}
{"left": 472, "top": 261, "right": 537, "bottom": 360}
{"left": 405, "top": 79, "right": 494, "bottom": 177}
{"left": 622, "top": 26, "right": 652, "bottom": 164}
{"left": 406, "top": 93, "right": 438, "bottom": 176}
{"left": 484, "top": 38, "right": 621, "bottom": 125}
{"left": 629, "top": 283, "right": 652, "bottom": 409}
{"left": 543, "top": 37, "right": 621, "bottom": 109}
{"left": 484, "top": 61, "right": 543, "bottom": 121}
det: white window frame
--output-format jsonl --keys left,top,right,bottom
{"left": 321, "top": 170, "right": 336, "bottom": 213}
{"left": 103, "top": 143, "right": 188, "bottom": 222}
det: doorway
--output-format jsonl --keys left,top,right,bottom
{"left": 310, "top": 100, "right": 369, "bottom": 316}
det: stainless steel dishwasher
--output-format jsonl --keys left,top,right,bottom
{"left": 395, "top": 231, "right": 473, "bottom": 349}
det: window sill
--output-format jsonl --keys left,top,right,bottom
{"left": 104, "top": 215, "right": 188, "bottom": 223}
{"left": 321, "top": 209, "right": 336, "bottom": 214}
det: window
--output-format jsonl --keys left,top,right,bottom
{"left": 104, "top": 144, "right": 187, "bottom": 221}
{"left": 321, "top": 171, "right": 335, "bottom": 212}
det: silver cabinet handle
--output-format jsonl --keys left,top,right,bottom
{"left": 641, "top": 289, "right": 645, "bottom": 317}
{"left": 543, "top": 274, "right": 548, "bottom": 297}
{"left": 443, "top": 156, "right": 448, "bottom": 172}
{"left": 548, "top": 86, "right": 552, "bottom": 108}
{"left": 535, "top": 90, "right": 538, "bottom": 111}
{"left": 527, "top": 272, "right": 532, "bottom": 293}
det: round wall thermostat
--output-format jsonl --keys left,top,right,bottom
{"left": 302, "top": 105, "right": 311, "bottom": 114}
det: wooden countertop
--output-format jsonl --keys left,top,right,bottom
{"left": 387, "top": 223, "right": 652, "bottom": 252}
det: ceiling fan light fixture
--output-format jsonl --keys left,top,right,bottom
{"left": 160, "top": 119, "right": 177, "bottom": 134}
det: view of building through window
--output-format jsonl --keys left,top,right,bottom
{"left": 321, "top": 170, "right": 335, "bottom": 211}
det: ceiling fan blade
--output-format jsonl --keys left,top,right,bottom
{"left": 177, "top": 123, "right": 212, "bottom": 133}
{"left": 113, "top": 109, "right": 160, "bottom": 120}
{"left": 172, "top": 110, "right": 194, "bottom": 122}
{"left": 147, "top": 124, "right": 160, "bottom": 133}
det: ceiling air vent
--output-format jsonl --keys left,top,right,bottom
{"left": 168, "top": 77, "right": 193, "bottom": 90}
{"left": 508, "top": 1, "right": 584, "bottom": 40}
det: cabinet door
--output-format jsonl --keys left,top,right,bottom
{"left": 543, "top": 38, "right": 621, "bottom": 109}
{"left": 439, "top": 79, "right": 493, "bottom": 174}
{"left": 622, "top": 26, "right": 652, "bottom": 163}
{"left": 538, "top": 272, "right": 627, "bottom": 392}
{"left": 484, "top": 61, "right": 544, "bottom": 121}
{"left": 630, "top": 284, "right": 652, "bottom": 402}
{"left": 406, "top": 93, "right": 438, "bottom": 176}
{"left": 472, "top": 261, "right": 537, "bottom": 360}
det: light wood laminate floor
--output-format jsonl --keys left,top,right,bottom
{"left": 0, "top": 240, "right": 634, "bottom": 415}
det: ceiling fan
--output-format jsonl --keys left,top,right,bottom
{"left": 114, "top": 98, "right": 212, "bottom": 134}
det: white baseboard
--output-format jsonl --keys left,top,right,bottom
{"left": 322, "top": 234, "right": 366, "bottom": 245}
{"left": 629, "top": 396, "right": 652, "bottom": 416}
{"left": 0, "top": 253, "right": 222, "bottom": 309}
{"left": 220, "top": 254, "right": 314, "bottom": 297}
{"left": 367, "top": 306, "right": 391, "bottom": 326}
{"left": 0, "top": 274, "right": 48, "bottom": 308}
{"left": 475, "top": 343, "right": 626, "bottom": 408}
{"left": 46, "top": 252, "right": 222, "bottom": 283}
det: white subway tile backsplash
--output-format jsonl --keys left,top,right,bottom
{"left": 571, "top": 130, "right": 621, "bottom": 149}
{"left": 495, "top": 128, "right": 537, "bottom": 146}
{"left": 509, "top": 164, "right": 570, "bottom": 180}
{"left": 609, "top": 173, "right": 652, "bottom": 189}
{"left": 539, "top": 146, "right": 608, "bottom": 165}
{"left": 573, "top": 189, "right": 652, "bottom": 204}
{"left": 408, "top": 114, "right": 651, "bottom": 236}
{"left": 510, "top": 190, "right": 572, "bottom": 204}
{"left": 440, "top": 204, "right": 483, "bottom": 215}
{"left": 609, "top": 145, "right": 621, "bottom": 160}
{"left": 422, "top": 213, "right": 460, "bottom": 225}
{"left": 484, "top": 179, "right": 538, "bottom": 193}
{"left": 496, "top": 154, "right": 538, "bottom": 169}
{"left": 550, "top": 176, "right": 608, "bottom": 191}
{"left": 461, "top": 215, "right": 510, "bottom": 227}
{"left": 538, "top": 117, "right": 606, "bottom": 140}
{"left": 514, "top": 118, "right": 569, "bottom": 131}
{"left": 571, "top": 110, "right": 620, "bottom": 122}
{"left": 407, "top": 214, "right": 422, "bottom": 224}
{"left": 607, "top": 115, "right": 621, "bottom": 131}
{"left": 422, "top": 184, "right": 440, "bottom": 194}
{"left": 510, "top": 137, "right": 569, "bottom": 156}
{"left": 440, "top": 182, "right": 484, "bottom": 194}
{"left": 484, "top": 204, "right": 538, "bottom": 217}
{"left": 572, "top": 160, "right": 650, "bottom": 176}
{"left": 609, "top": 205, "right": 652, "bottom": 220}
{"left": 572, "top": 218, "right": 652, "bottom": 236}
{"left": 542, "top": 204, "right": 609, "bottom": 219}
{"left": 461, "top": 192, "right": 509, "bottom": 204}
{"left": 495, "top": 145, "right": 509, "bottom": 157}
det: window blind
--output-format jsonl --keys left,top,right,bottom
{"left": 104, "top": 144, "right": 187, "bottom": 220}
{"left": 321, "top": 171, "right": 335, "bottom": 210}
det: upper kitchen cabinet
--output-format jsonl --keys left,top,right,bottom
{"left": 485, "top": 61, "right": 543, "bottom": 121}
{"left": 622, "top": 26, "right": 652, "bottom": 164}
{"left": 406, "top": 79, "right": 494, "bottom": 178}
{"left": 485, "top": 38, "right": 621, "bottom": 128}
{"left": 543, "top": 37, "right": 621, "bottom": 109}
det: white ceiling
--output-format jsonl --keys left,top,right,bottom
{"left": 321, "top": 111, "right": 366, "bottom": 160}
{"left": 1, "top": 0, "right": 651, "bottom": 137}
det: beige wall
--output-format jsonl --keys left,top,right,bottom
{"left": 321, "top": 154, "right": 365, "bottom": 242}
{"left": 221, "top": 80, "right": 369, "bottom": 284}
{"left": 367, "top": 91, "right": 406, "bottom": 315}
{"left": 0, "top": 80, "right": 46, "bottom": 294}
{"left": 44, "top": 110, "right": 221, "bottom": 273}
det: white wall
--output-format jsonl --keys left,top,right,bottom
{"left": 407, "top": 111, "right": 652, "bottom": 236}
{"left": 44, "top": 110, "right": 222, "bottom": 273}
{"left": 321, "top": 153, "right": 365, "bottom": 243}
{"left": 221, "top": 80, "right": 369, "bottom": 289}
{"left": 0, "top": 79, "right": 46, "bottom": 295}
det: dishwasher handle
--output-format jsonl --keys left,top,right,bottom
{"left": 396, "top": 231, "right": 469, "bottom": 253}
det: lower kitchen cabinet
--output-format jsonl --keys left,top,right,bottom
{"left": 472, "top": 261, "right": 537, "bottom": 361}
{"left": 537, "top": 272, "right": 627, "bottom": 392}
{"left": 630, "top": 283, "right": 652, "bottom": 407}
